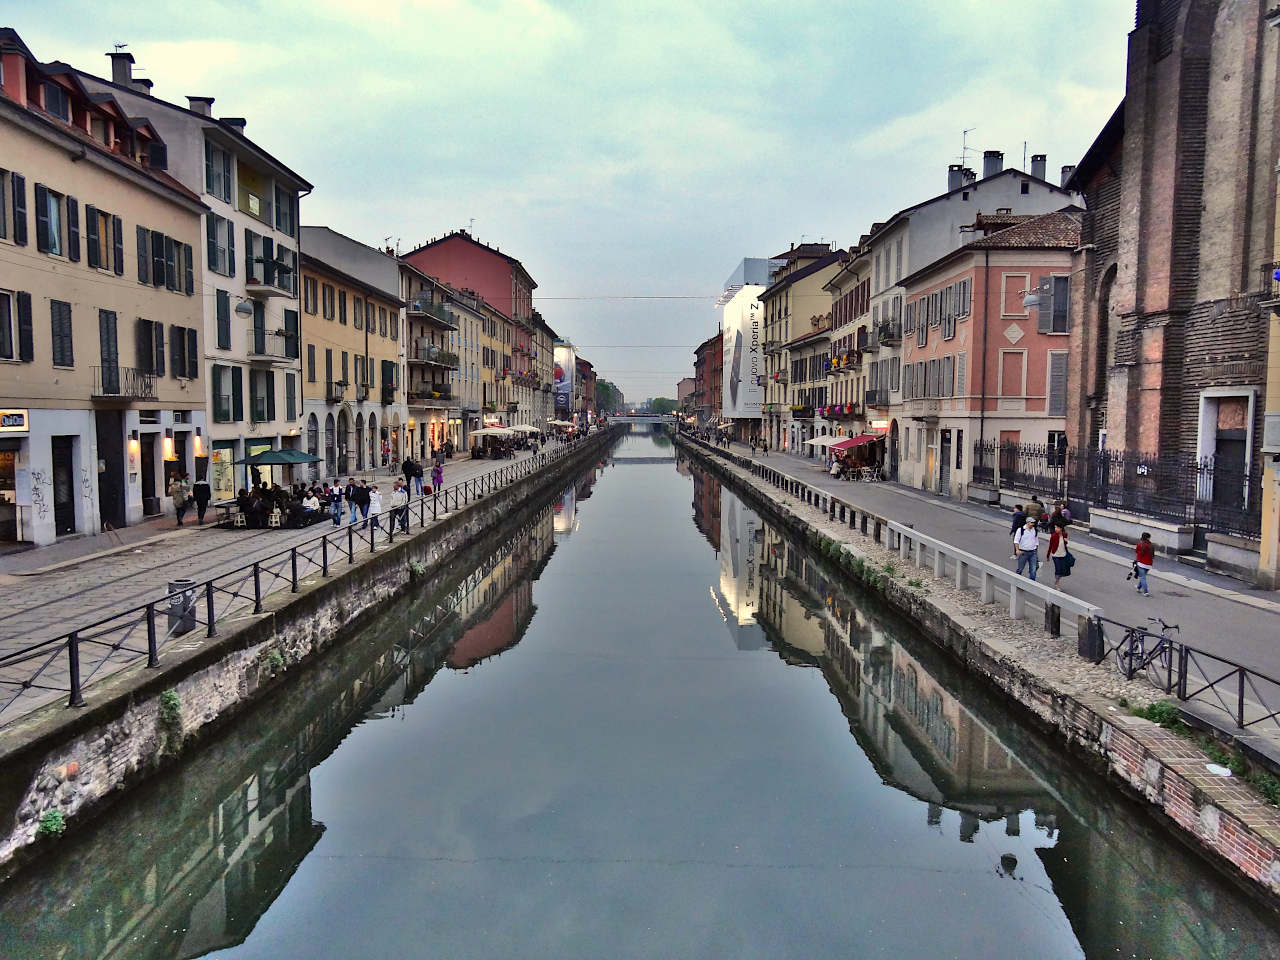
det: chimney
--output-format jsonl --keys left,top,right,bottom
{"left": 982, "top": 150, "right": 1003, "bottom": 179}
{"left": 1030, "top": 153, "right": 1047, "bottom": 181}
{"left": 134, "top": 78, "right": 153, "bottom": 95}
{"left": 108, "top": 50, "right": 134, "bottom": 86}
{"left": 1061, "top": 164, "right": 1077, "bottom": 188}
{"left": 221, "top": 117, "right": 247, "bottom": 134}
{"left": 962, "top": 167, "right": 976, "bottom": 184}
{"left": 947, "top": 163, "right": 965, "bottom": 191}
{"left": 187, "top": 96, "right": 214, "bottom": 116}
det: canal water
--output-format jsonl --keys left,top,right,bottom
{"left": 2, "top": 424, "right": 1279, "bottom": 959}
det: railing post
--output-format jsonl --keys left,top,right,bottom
{"left": 1044, "top": 602, "right": 1061, "bottom": 637}
{"left": 419, "top": 499, "right": 425, "bottom": 528}
{"left": 322, "top": 535, "right": 329, "bottom": 576}
{"left": 253, "top": 562, "right": 263, "bottom": 613}
{"left": 206, "top": 582, "right": 217, "bottom": 638}
{"left": 955, "top": 560, "right": 968, "bottom": 591}
{"left": 348, "top": 525, "right": 355, "bottom": 563}
{"left": 1238, "top": 668, "right": 1246, "bottom": 728}
{"left": 933, "top": 548, "right": 945, "bottom": 579}
{"left": 1177, "top": 645, "right": 1189, "bottom": 699}
{"left": 1009, "top": 584, "right": 1025, "bottom": 620}
{"left": 980, "top": 571, "right": 995, "bottom": 604}
{"left": 433, "top": 492, "right": 438, "bottom": 521}
{"left": 369, "top": 523, "right": 376, "bottom": 553}
{"left": 67, "top": 632, "right": 85, "bottom": 708}
{"left": 146, "top": 602, "right": 159, "bottom": 667}
{"left": 290, "top": 547, "right": 299, "bottom": 592}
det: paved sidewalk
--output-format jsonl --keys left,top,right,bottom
{"left": 728, "top": 445, "right": 1280, "bottom": 681}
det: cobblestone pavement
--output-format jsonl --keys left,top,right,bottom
{"left": 726, "top": 445, "right": 1280, "bottom": 683}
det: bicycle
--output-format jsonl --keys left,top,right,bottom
{"left": 1113, "top": 616, "right": 1181, "bottom": 688}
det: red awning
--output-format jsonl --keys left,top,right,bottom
{"left": 831, "top": 434, "right": 880, "bottom": 451}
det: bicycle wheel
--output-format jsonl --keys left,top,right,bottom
{"left": 1114, "top": 633, "right": 1140, "bottom": 679}
{"left": 1144, "top": 641, "right": 1174, "bottom": 691}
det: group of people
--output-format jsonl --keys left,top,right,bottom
{"left": 232, "top": 481, "right": 336, "bottom": 529}
{"left": 1009, "top": 494, "right": 1156, "bottom": 595}
{"left": 400, "top": 456, "right": 444, "bottom": 497}
{"left": 167, "top": 473, "right": 212, "bottom": 526}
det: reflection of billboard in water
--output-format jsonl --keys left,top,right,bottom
{"left": 554, "top": 484, "right": 576, "bottom": 534}
{"left": 720, "top": 285, "right": 764, "bottom": 419}
{"left": 554, "top": 344, "right": 575, "bottom": 413}
{"left": 717, "top": 488, "right": 764, "bottom": 648}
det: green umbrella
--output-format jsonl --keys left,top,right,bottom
{"left": 233, "top": 448, "right": 322, "bottom": 465}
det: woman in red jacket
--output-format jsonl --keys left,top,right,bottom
{"left": 1134, "top": 532, "right": 1155, "bottom": 596}
{"left": 1048, "top": 521, "right": 1071, "bottom": 587}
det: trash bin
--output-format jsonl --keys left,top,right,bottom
{"left": 167, "top": 578, "right": 197, "bottom": 636}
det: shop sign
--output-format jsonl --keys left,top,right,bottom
{"left": 0, "top": 409, "right": 29, "bottom": 433}
{"left": 870, "top": 419, "right": 890, "bottom": 431}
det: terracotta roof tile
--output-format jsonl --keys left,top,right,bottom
{"left": 966, "top": 210, "right": 1082, "bottom": 250}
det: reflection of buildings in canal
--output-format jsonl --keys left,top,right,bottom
{"left": 576, "top": 466, "right": 598, "bottom": 501}
{"left": 713, "top": 488, "right": 767, "bottom": 650}
{"left": 447, "top": 509, "right": 555, "bottom": 669}
{"left": 675, "top": 453, "right": 692, "bottom": 478}
{"left": 757, "top": 525, "right": 833, "bottom": 662}
{"left": 553, "top": 483, "right": 576, "bottom": 535}
{"left": 691, "top": 468, "right": 721, "bottom": 550}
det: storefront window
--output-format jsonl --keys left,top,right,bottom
{"left": 211, "top": 442, "right": 237, "bottom": 501}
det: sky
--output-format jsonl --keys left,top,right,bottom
{"left": 16, "top": 0, "right": 1131, "bottom": 404}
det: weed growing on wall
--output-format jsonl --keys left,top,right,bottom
{"left": 37, "top": 810, "right": 65, "bottom": 838}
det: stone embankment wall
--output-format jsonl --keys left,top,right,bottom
{"left": 677, "top": 435, "right": 1280, "bottom": 904}
{"left": 0, "top": 430, "right": 618, "bottom": 875}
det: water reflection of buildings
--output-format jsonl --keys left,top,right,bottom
{"left": 690, "top": 468, "right": 721, "bottom": 550}
{"left": 553, "top": 467, "right": 597, "bottom": 537}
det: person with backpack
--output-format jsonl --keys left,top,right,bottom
{"left": 1048, "top": 520, "right": 1073, "bottom": 588}
{"left": 1025, "top": 495, "right": 1046, "bottom": 531}
{"left": 1134, "top": 532, "right": 1155, "bottom": 596}
{"left": 1012, "top": 516, "right": 1040, "bottom": 580}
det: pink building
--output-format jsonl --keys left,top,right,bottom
{"left": 402, "top": 229, "right": 536, "bottom": 322}
{"left": 892, "top": 210, "right": 1081, "bottom": 499}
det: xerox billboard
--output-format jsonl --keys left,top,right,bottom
{"left": 553, "top": 344, "right": 575, "bottom": 413}
{"left": 721, "top": 285, "right": 764, "bottom": 419}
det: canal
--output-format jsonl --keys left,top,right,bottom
{"left": 2, "top": 424, "right": 1278, "bottom": 959}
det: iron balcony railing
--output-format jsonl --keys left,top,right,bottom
{"left": 408, "top": 343, "right": 460, "bottom": 369}
{"left": 92, "top": 365, "right": 157, "bottom": 400}
{"left": 407, "top": 298, "right": 457, "bottom": 329}
{"left": 248, "top": 329, "right": 296, "bottom": 362}
{"left": 408, "top": 385, "right": 453, "bottom": 403}
{"left": 325, "top": 381, "right": 345, "bottom": 403}
{"left": 878, "top": 320, "right": 902, "bottom": 346}
{"left": 0, "top": 431, "right": 613, "bottom": 727}
{"left": 1259, "top": 261, "right": 1280, "bottom": 305}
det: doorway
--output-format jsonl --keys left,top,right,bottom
{"left": 51, "top": 436, "right": 75, "bottom": 536}
{"left": 939, "top": 429, "right": 952, "bottom": 496}
{"left": 141, "top": 433, "right": 159, "bottom": 515}
{"left": 95, "top": 410, "right": 125, "bottom": 530}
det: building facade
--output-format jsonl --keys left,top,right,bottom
{"left": 693, "top": 331, "right": 722, "bottom": 426}
{"left": 0, "top": 30, "right": 209, "bottom": 545}
{"left": 823, "top": 248, "right": 873, "bottom": 442}
{"left": 399, "top": 263, "right": 460, "bottom": 459}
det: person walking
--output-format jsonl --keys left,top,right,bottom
{"left": 169, "top": 473, "right": 192, "bottom": 527}
{"left": 353, "top": 479, "right": 371, "bottom": 528}
{"left": 329, "top": 479, "right": 344, "bottom": 526}
{"left": 192, "top": 475, "right": 211, "bottom": 525}
{"left": 1025, "top": 495, "right": 1045, "bottom": 531}
{"left": 1012, "top": 517, "right": 1040, "bottom": 580}
{"left": 402, "top": 456, "right": 416, "bottom": 492}
{"left": 345, "top": 477, "right": 359, "bottom": 525}
{"left": 1009, "top": 504, "right": 1027, "bottom": 538}
{"left": 1048, "top": 521, "right": 1072, "bottom": 588}
{"left": 412, "top": 459, "right": 425, "bottom": 497}
{"left": 367, "top": 484, "right": 383, "bottom": 533}
{"left": 390, "top": 480, "right": 409, "bottom": 532}
{"left": 432, "top": 460, "right": 444, "bottom": 491}
{"left": 1134, "top": 532, "right": 1155, "bottom": 596}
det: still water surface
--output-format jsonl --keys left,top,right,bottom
{"left": 2, "top": 425, "right": 1278, "bottom": 958}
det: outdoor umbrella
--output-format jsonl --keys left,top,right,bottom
{"left": 511, "top": 424, "right": 541, "bottom": 433}
{"left": 470, "top": 427, "right": 516, "bottom": 437}
{"left": 233, "top": 448, "right": 323, "bottom": 465}
{"left": 804, "top": 436, "right": 838, "bottom": 448}
{"left": 830, "top": 434, "right": 880, "bottom": 452}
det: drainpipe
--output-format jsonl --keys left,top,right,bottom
{"left": 979, "top": 249, "right": 990, "bottom": 453}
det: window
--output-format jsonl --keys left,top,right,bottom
{"left": 275, "top": 245, "right": 297, "bottom": 295}
{"left": 136, "top": 318, "right": 165, "bottom": 375}
{"left": 0, "top": 291, "right": 11, "bottom": 360}
{"left": 7, "top": 172, "right": 26, "bottom": 246}
{"left": 379, "top": 306, "right": 388, "bottom": 337}
{"left": 307, "top": 343, "right": 316, "bottom": 381}
{"left": 216, "top": 289, "right": 232, "bottom": 349}
{"left": 50, "top": 299, "right": 73, "bottom": 367}
{"left": 42, "top": 82, "right": 70, "bottom": 122}
{"left": 339, "top": 290, "right": 347, "bottom": 325}
{"left": 389, "top": 311, "right": 398, "bottom": 342}
{"left": 168, "top": 325, "right": 198, "bottom": 379}
{"left": 285, "top": 372, "right": 297, "bottom": 421}
{"left": 916, "top": 312, "right": 927, "bottom": 347}
{"left": 1047, "top": 351, "right": 1068, "bottom": 416}
{"left": 206, "top": 214, "right": 235, "bottom": 276}
{"left": 304, "top": 276, "right": 317, "bottom": 315}
{"left": 957, "top": 278, "right": 971, "bottom": 318}
{"left": 34, "top": 184, "right": 63, "bottom": 256}
{"left": 274, "top": 185, "right": 295, "bottom": 236}
{"left": 204, "top": 141, "right": 233, "bottom": 202}
{"left": 322, "top": 283, "right": 335, "bottom": 320}
{"left": 1020, "top": 181, "right": 1030, "bottom": 195}
{"left": 895, "top": 237, "right": 904, "bottom": 282}
{"left": 353, "top": 296, "right": 364, "bottom": 330}
{"left": 1047, "top": 430, "right": 1068, "bottom": 467}
{"left": 956, "top": 352, "right": 967, "bottom": 396}
{"left": 284, "top": 308, "right": 299, "bottom": 359}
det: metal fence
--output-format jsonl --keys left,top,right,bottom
{"left": 973, "top": 440, "right": 1264, "bottom": 538}
{"left": 0, "top": 435, "right": 600, "bottom": 727}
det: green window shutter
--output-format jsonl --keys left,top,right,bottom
{"left": 86, "top": 204, "right": 100, "bottom": 268}
{"left": 307, "top": 343, "right": 315, "bottom": 381}
{"left": 252, "top": 300, "right": 266, "bottom": 354}
{"left": 265, "top": 370, "right": 276, "bottom": 422}
{"left": 169, "top": 324, "right": 183, "bottom": 378}
{"left": 51, "top": 300, "right": 73, "bottom": 366}
{"left": 244, "top": 228, "right": 254, "bottom": 280}
{"left": 112, "top": 216, "right": 124, "bottom": 276}
{"left": 227, "top": 221, "right": 235, "bottom": 278}
{"left": 285, "top": 372, "right": 296, "bottom": 421}
{"left": 16, "top": 291, "right": 33, "bottom": 362}
{"left": 339, "top": 291, "right": 346, "bottom": 325}
{"left": 187, "top": 328, "right": 198, "bottom": 379}
{"left": 151, "top": 230, "right": 165, "bottom": 286}
{"left": 206, "top": 214, "right": 218, "bottom": 271}
{"left": 153, "top": 321, "right": 165, "bottom": 377}
{"left": 1053, "top": 276, "right": 1070, "bottom": 332}
{"left": 10, "top": 174, "right": 26, "bottom": 246}
{"left": 183, "top": 243, "right": 194, "bottom": 294}
{"left": 262, "top": 236, "right": 275, "bottom": 285}
{"left": 204, "top": 140, "right": 214, "bottom": 194}
{"left": 216, "top": 290, "right": 231, "bottom": 349}
{"left": 137, "top": 225, "right": 149, "bottom": 283}
{"left": 34, "top": 183, "right": 49, "bottom": 253}
{"left": 1048, "top": 352, "right": 1068, "bottom": 417}
{"left": 222, "top": 151, "right": 232, "bottom": 202}
{"left": 165, "top": 237, "right": 177, "bottom": 290}
{"left": 136, "top": 316, "right": 153, "bottom": 371}
{"left": 66, "top": 196, "right": 80, "bottom": 262}
{"left": 231, "top": 366, "right": 243, "bottom": 421}
{"left": 283, "top": 308, "right": 299, "bottom": 358}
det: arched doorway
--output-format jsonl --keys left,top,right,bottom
{"left": 355, "top": 413, "right": 365, "bottom": 471}
{"left": 306, "top": 414, "right": 320, "bottom": 482}
{"left": 324, "top": 414, "right": 336, "bottom": 479}
{"left": 888, "top": 419, "right": 899, "bottom": 481}
{"left": 367, "top": 413, "right": 378, "bottom": 469}
{"left": 337, "top": 407, "right": 351, "bottom": 476}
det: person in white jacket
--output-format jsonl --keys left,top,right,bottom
{"left": 1012, "top": 517, "right": 1040, "bottom": 580}
{"left": 367, "top": 485, "right": 383, "bottom": 532}
{"left": 389, "top": 481, "right": 409, "bottom": 532}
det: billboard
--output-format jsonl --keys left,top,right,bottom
{"left": 720, "top": 285, "right": 765, "bottom": 419}
{"left": 554, "top": 343, "right": 575, "bottom": 413}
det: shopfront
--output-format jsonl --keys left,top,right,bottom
{"left": 211, "top": 440, "right": 238, "bottom": 501}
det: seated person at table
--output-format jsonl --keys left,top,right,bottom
{"left": 302, "top": 490, "right": 321, "bottom": 515}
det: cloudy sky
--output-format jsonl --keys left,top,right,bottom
{"left": 18, "top": 0, "right": 1130, "bottom": 403}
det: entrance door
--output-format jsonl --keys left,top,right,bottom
{"left": 939, "top": 430, "right": 952, "bottom": 496}
{"left": 1212, "top": 429, "right": 1248, "bottom": 509}
{"left": 94, "top": 410, "right": 125, "bottom": 530}
{"left": 51, "top": 436, "right": 75, "bottom": 536}
{"left": 141, "top": 434, "right": 159, "bottom": 514}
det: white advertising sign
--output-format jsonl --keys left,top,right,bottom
{"left": 720, "top": 285, "right": 764, "bottom": 419}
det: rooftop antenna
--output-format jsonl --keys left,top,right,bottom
{"left": 467, "top": 218, "right": 474, "bottom": 233}
{"left": 960, "top": 127, "right": 977, "bottom": 169}
{"left": 1023, "top": 140, "right": 1028, "bottom": 172}
{"left": 113, "top": 42, "right": 128, "bottom": 52}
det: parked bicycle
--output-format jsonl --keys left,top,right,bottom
{"left": 1113, "top": 616, "right": 1180, "bottom": 687}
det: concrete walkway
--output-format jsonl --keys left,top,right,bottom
{"left": 725, "top": 444, "right": 1280, "bottom": 681}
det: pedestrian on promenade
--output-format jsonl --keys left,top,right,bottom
{"left": 192, "top": 475, "right": 211, "bottom": 525}
{"left": 445, "top": 438, "right": 455, "bottom": 459}
{"left": 354, "top": 480, "right": 371, "bottom": 528}
{"left": 170, "top": 473, "right": 192, "bottom": 527}
{"left": 432, "top": 461, "right": 444, "bottom": 491}
{"left": 1013, "top": 517, "right": 1040, "bottom": 580}
{"left": 390, "top": 480, "right": 409, "bottom": 532}
{"left": 1048, "top": 521, "right": 1072, "bottom": 588}
{"left": 345, "top": 477, "right": 359, "bottom": 524}
{"left": 412, "top": 460, "right": 425, "bottom": 497}
{"left": 402, "top": 456, "right": 416, "bottom": 492}
{"left": 1009, "top": 504, "right": 1026, "bottom": 539}
{"left": 1026, "top": 495, "right": 1045, "bottom": 531}
{"left": 367, "top": 484, "right": 383, "bottom": 532}
{"left": 761, "top": 438, "right": 768, "bottom": 456}
{"left": 1134, "top": 532, "right": 1155, "bottom": 596}
{"left": 1048, "top": 501, "right": 1071, "bottom": 529}
{"left": 329, "top": 479, "right": 344, "bottom": 526}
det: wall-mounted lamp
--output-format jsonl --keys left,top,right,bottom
{"left": 129, "top": 429, "right": 139, "bottom": 445}
{"left": 234, "top": 299, "right": 255, "bottom": 318}
{"left": 193, "top": 427, "right": 203, "bottom": 456}
{"left": 163, "top": 427, "right": 175, "bottom": 461}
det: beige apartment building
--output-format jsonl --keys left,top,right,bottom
{"left": 400, "top": 263, "right": 460, "bottom": 460}
{"left": 0, "top": 30, "right": 208, "bottom": 545}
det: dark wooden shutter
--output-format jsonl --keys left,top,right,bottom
{"left": 262, "top": 236, "right": 275, "bottom": 285}
{"left": 16, "top": 291, "right": 33, "bottom": 362}
{"left": 252, "top": 299, "right": 265, "bottom": 354}
{"left": 10, "top": 174, "right": 26, "bottom": 246}
{"left": 170, "top": 324, "right": 183, "bottom": 378}
{"left": 151, "top": 230, "right": 165, "bottom": 286}
{"left": 153, "top": 321, "right": 165, "bottom": 376}
{"left": 1048, "top": 352, "right": 1068, "bottom": 416}
{"left": 51, "top": 300, "right": 73, "bottom": 366}
{"left": 137, "top": 225, "right": 149, "bottom": 282}
{"left": 216, "top": 290, "right": 231, "bottom": 349}
{"left": 136, "top": 316, "right": 153, "bottom": 371}
{"left": 66, "top": 197, "right": 79, "bottom": 262}
{"left": 1053, "top": 276, "right": 1070, "bottom": 332}
{"left": 222, "top": 150, "right": 232, "bottom": 202}
{"left": 183, "top": 243, "right": 194, "bottom": 294}
{"left": 165, "top": 237, "right": 178, "bottom": 290}
{"left": 231, "top": 366, "right": 243, "bottom": 421}
{"left": 98, "top": 309, "right": 118, "bottom": 368}
{"left": 227, "top": 221, "right": 235, "bottom": 278}
{"left": 186, "top": 328, "right": 198, "bottom": 378}
{"left": 85, "top": 205, "right": 100, "bottom": 268}
{"left": 287, "top": 372, "right": 297, "bottom": 421}
{"left": 265, "top": 370, "right": 276, "bottom": 422}
{"left": 284, "top": 308, "right": 299, "bottom": 359}
{"left": 244, "top": 228, "right": 254, "bottom": 281}
{"left": 1036, "top": 277, "right": 1053, "bottom": 333}
{"left": 307, "top": 343, "right": 315, "bottom": 381}
{"left": 206, "top": 214, "right": 218, "bottom": 270}
{"left": 112, "top": 216, "right": 124, "bottom": 276}
{"left": 34, "top": 184, "right": 49, "bottom": 253}
{"left": 204, "top": 140, "right": 214, "bottom": 194}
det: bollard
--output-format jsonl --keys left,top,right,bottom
{"left": 167, "top": 578, "right": 198, "bottom": 636}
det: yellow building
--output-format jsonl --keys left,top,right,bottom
{"left": 0, "top": 32, "right": 208, "bottom": 545}
{"left": 298, "top": 248, "right": 404, "bottom": 480}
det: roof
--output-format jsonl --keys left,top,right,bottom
{"left": 771, "top": 242, "right": 835, "bottom": 261}
{"left": 694, "top": 330, "right": 722, "bottom": 356}
{"left": 1065, "top": 100, "right": 1124, "bottom": 192}
{"left": 759, "top": 249, "right": 848, "bottom": 301}
{"left": 403, "top": 230, "right": 537, "bottom": 290}
{"left": 786, "top": 317, "right": 833, "bottom": 347}
{"left": 897, "top": 209, "right": 1082, "bottom": 288}
{"left": 299, "top": 253, "right": 407, "bottom": 307}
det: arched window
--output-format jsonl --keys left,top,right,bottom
{"left": 306, "top": 414, "right": 320, "bottom": 481}
{"left": 355, "top": 413, "right": 365, "bottom": 471}
{"left": 324, "top": 413, "right": 336, "bottom": 478}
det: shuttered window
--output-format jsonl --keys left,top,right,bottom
{"left": 183, "top": 242, "right": 194, "bottom": 294}
{"left": 150, "top": 229, "right": 165, "bottom": 286}
{"left": 137, "top": 225, "right": 149, "bottom": 283}
{"left": 231, "top": 366, "right": 244, "bottom": 421}
{"left": 307, "top": 343, "right": 316, "bottom": 382}
{"left": 50, "top": 299, "right": 73, "bottom": 367}
{"left": 11, "top": 173, "right": 27, "bottom": 246}
{"left": 1047, "top": 351, "right": 1068, "bottom": 416}
{"left": 16, "top": 291, "right": 33, "bottom": 361}
{"left": 86, "top": 204, "right": 101, "bottom": 268}
{"left": 956, "top": 352, "right": 967, "bottom": 397}
{"left": 285, "top": 372, "right": 297, "bottom": 421}
{"left": 66, "top": 196, "right": 80, "bottom": 263}
{"left": 283, "top": 308, "right": 299, "bottom": 359}
{"left": 186, "top": 327, "right": 198, "bottom": 379}
{"left": 216, "top": 290, "right": 231, "bottom": 349}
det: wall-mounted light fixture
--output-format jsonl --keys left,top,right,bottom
{"left": 234, "top": 298, "right": 255, "bottom": 318}
{"left": 163, "top": 427, "right": 175, "bottom": 461}
{"left": 129, "top": 429, "right": 140, "bottom": 449}
{"left": 193, "top": 426, "right": 203, "bottom": 456}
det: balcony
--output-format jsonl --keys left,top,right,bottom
{"left": 763, "top": 339, "right": 785, "bottom": 355}
{"left": 92, "top": 365, "right": 156, "bottom": 400}
{"left": 864, "top": 388, "right": 889, "bottom": 408}
{"left": 827, "top": 402, "right": 862, "bottom": 420}
{"left": 507, "top": 402, "right": 519, "bottom": 412}
{"left": 790, "top": 405, "right": 815, "bottom": 420}
{"left": 906, "top": 397, "right": 940, "bottom": 420}
{"left": 355, "top": 384, "right": 370, "bottom": 402}
{"left": 408, "top": 386, "right": 453, "bottom": 407}
{"left": 878, "top": 320, "right": 902, "bottom": 346}
{"left": 244, "top": 257, "right": 294, "bottom": 298}
{"left": 407, "top": 297, "right": 457, "bottom": 329}
{"left": 247, "top": 329, "right": 297, "bottom": 364}
{"left": 382, "top": 385, "right": 397, "bottom": 406}
{"left": 407, "top": 340, "right": 460, "bottom": 369}
{"left": 1261, "top": 261, "right": 1280, "bottom": 307}
{"left": 325, "top": 381, "right": 346, "bottom": 403}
